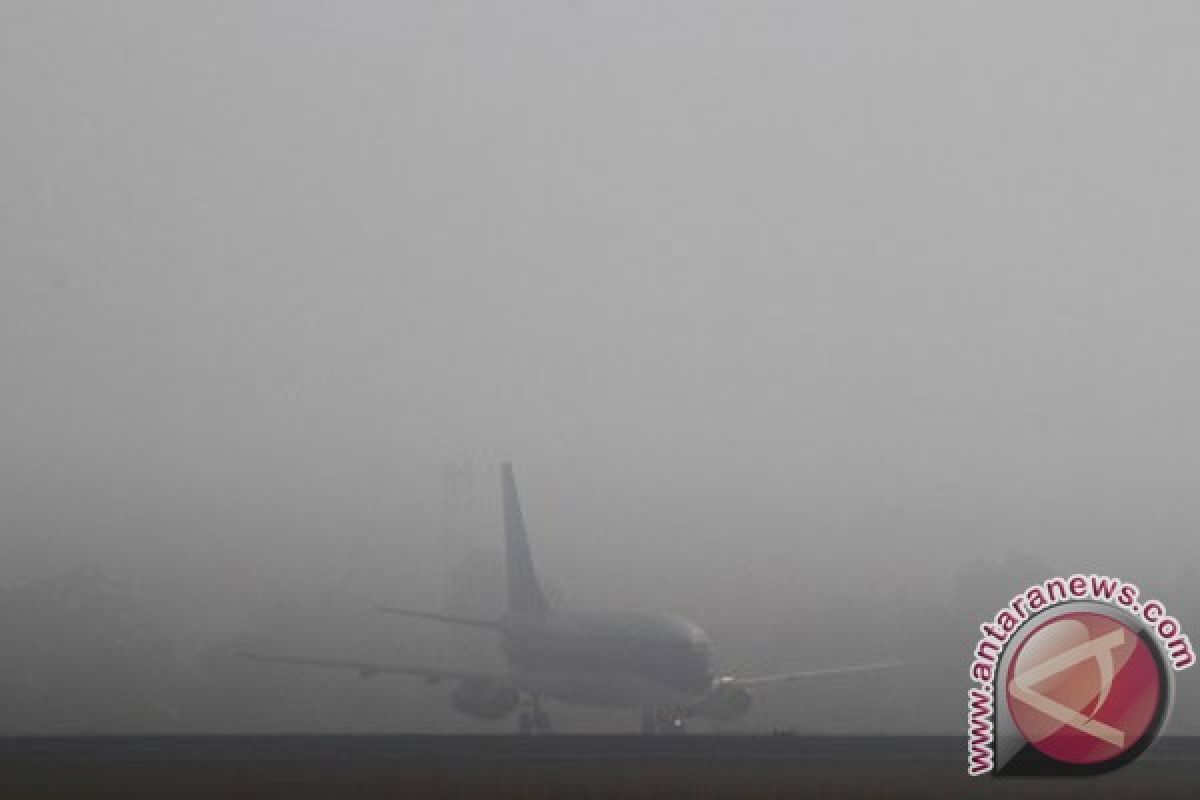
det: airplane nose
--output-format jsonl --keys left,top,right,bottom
{"left": 676, "top": 648, "right": 715, "bottom": 695}
{"left": 640, "top": 642, "right": 714, "bottom": 696}
{"left": 687, "top": 653, "right": 715, "bottom": 694}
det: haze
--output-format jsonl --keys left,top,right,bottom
{"left": 2, "top": 2, "right": 1198, "bottom": 733}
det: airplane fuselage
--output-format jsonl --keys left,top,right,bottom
{"left": 500, "top": 610, "right": 714, "bottom": 709}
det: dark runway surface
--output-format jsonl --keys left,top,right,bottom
{"left": 2, "top": 734, "right": 1198, "bottom": 799}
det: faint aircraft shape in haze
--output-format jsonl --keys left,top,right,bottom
{"left": 241, "top": 463, "right": 899, "bottom": 733}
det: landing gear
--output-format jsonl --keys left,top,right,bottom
{"left": 517, "top": 695, "right": 553, "bottom": 734}
{"left": 641, "top": 708, "right": 687, "bottom": 735}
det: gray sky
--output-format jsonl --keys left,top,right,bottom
{"left": 2, "top": 2, "right": 1199, "bottom": 732}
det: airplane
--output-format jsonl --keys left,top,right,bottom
{"left": 241, "top": 463, "right": 899, "bottom": 733}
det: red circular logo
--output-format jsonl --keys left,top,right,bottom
{"left": 1006, "top": 611, "right": 1163, "bottom": 765}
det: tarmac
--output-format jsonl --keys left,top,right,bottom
{"left": 1, "top": 734, "right": 1196, "bottom": 799}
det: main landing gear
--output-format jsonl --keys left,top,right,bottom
{"left": 517, "top": 694, "right": 553, "bottom": 734}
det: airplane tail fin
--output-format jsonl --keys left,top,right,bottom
{"left": 501, "top": 462, "right": 549, "bottom": 614}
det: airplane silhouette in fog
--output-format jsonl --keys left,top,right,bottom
{"left": 241, "top": 463, "right": 898, "bottom": 733}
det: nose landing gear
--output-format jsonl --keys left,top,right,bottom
{"left": 517, "top": 694, "right": 552, "bottom": 734}
{"left": 641, "top": 708, "right": 687, "bottom": 734}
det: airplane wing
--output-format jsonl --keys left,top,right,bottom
{"left": 729, "top": 659, "right": 902, "bottom": 687}
{"left": 372, "top": 605, "right": 503, "bottom": 631}
{"left": 237, "top": 650, "right": 496, "bottom": 683}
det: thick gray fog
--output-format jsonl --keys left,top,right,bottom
{"left": 2, "top": 2, "right": 1199, "bottom": 733}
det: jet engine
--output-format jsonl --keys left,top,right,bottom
{"left": 692, "top": 680, "right": 753, "bottom": 722}
{"left": 450, "top": 678, "right": 520, "bottom": 720}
